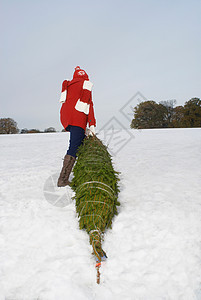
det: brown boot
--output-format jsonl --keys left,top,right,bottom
{"left": 57, "top": 155, "right": 76, "bottom": 187}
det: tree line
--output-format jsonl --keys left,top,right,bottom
{"left": 0, "top": 118, "right": 57, "bottom": 134}
{"left": 130, "top": 98, "right": 201, "bottom": 129}
{"left": 1, "top": 97, "right": 201, "bottom": 134}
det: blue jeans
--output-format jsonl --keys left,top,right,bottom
{"left": 66, "top": 125, "right": 85, "bottom": 157}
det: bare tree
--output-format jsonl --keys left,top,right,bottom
{"left": 44, "top": 127, "right": 56, "bottom": 133}
{"left": 159, "top": 100, "right": 177, "bottom": 127}
{"left": 20, "top": 128, "right": 28, "bottom": 134}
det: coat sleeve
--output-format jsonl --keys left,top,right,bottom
{"left": 59, "top": 80, "right": 68, "bottom": 103}
{"left": 78, "top": 80, "right": 96, "bottom": 126}
{"left": 79, "top": 80, "right": 93, "bottom": 104}
{"left": 87, "top": 94, "right": 96, "bottom": 127}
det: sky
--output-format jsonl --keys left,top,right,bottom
{"left": 1, "top": 0, "right": 201, "bottom": 131}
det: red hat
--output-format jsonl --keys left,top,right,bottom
{"left": 73, "top": 66, "right": 89, "bottom": 80}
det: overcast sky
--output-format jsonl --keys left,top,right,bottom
{"left": 1, "top": 0, "right": 201, "bottom": 131}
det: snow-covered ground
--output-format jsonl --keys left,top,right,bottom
{"left": 0, "top": 128, "right": 201, "bottom": 300}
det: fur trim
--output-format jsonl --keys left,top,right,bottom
{"left": 59, "top": 90, "right": 67, "bottom": 103}
{"left": 83, "top": 80, "right": 93, "bottom": 91}
{"left": 75, "top": 99, "right": 90, "bottom": 115}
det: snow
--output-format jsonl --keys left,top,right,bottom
{"left": 0, "top": 128, "right": 201, "bottom": 300}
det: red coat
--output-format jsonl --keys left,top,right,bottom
{"left": 60, "top": 77, "right": 96, "bottom": 131}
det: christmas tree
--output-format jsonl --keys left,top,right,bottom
{"left": 71, "top": 135, "right": 120, "bottom": 267}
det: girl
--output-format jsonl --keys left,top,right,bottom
{"left": 57, "top": 66, "right": 96, "bottom": 187}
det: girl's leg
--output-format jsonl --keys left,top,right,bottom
{"left": 67, "top": 126, "right": 85, "bottom": 157}
{"left": 57, "top": 126, "right": 85, "bottom": 187}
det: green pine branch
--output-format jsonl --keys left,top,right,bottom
{"left": 71, "top": 135, "right": 120, "bottom": 261}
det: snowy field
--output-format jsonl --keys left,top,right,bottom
{"left": 0, "top": 128, "right": 201, "bottom": 300}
